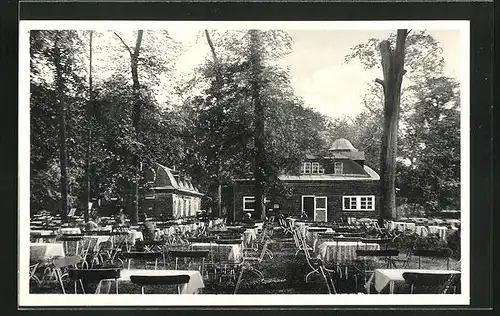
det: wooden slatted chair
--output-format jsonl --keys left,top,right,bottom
{"left": 234, "top": 239, "right": 271, "bottom": 294}
{"left": 68, "top": 267, "right": 121, "bottom": 294}
{"left": 413, "top": 248, "right": 453, "bottom": 270}
{"left": 122, "top": 251, "right": 163, "bottom": 270}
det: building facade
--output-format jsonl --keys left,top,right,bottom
{"left": 232, "top": 139, "right": 380, "bottom": 222}
{"left": 138, "top": 163, "right": 204, "bottom": 219}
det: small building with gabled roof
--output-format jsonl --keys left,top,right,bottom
{"left": 231, "top": 138, "right": 380, "bottom": 222}
{"left": 139, "top": 163, "right": 204, "bottom": 219}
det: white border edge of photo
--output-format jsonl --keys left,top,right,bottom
{"left": 18, "top": 19, "right": 471, "bottom": 307}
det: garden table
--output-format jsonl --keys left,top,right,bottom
{"left": 317, "top": 241, "right": 380, "bottom": 263}
{"left": 30, "top": 231, "right": 58, "bottom": 243}
{"left": 115, "top": 269, "right": 204, "bottom": 294}
{"left": 30, "top": 242, "right": 65, "bottom": 263}
{"left": 415, "top": 226, "right": 429, "bottom": 237}
{"left": 365, "top": 268, "right": 460, "bottom": 294}
{"left": 59, "top": 227, "right": 82, "bottom": 235}
{"left": 428, "top": 226, "right": 448, "bottom": 240}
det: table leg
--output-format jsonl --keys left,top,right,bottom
{"left": 389, "top": 280, "right": 395, "bottom": 294}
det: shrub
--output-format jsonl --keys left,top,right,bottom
{"left": 446, "top": 229, "right": 461, "bottom": 260}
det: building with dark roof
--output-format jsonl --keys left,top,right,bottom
{"left": 231, "top": 138, "right": 380, "bottom": 222}
{"left": 139, "top": 163, "right": 204, "bottom": 219}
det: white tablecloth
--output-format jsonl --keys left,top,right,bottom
{"left": 317, "top": 241, "right": 380, "bottom": 263}
{"left": 128, "top": 230, "right": 144, "bottom": 244}
{"left": 366, "top": 268, "right": 461, "bottom": 294}
{"left": 415, "top": 226, "right": 429, "bottom": 237}
{"left": 243, "top": 228, "right": 258, "bottom": 247}
{"left": 83, "top": 235, "right": 113, "bottom": 251}
{"left": 390, "top": 221, "right": 416, "bottom": 232}
{"left": 30, "top": 243, "right": 65, "bottom": 262}
{"left": 59, "top": 227, "right": 82, "bottom": 235}
{"left": 190, "top": 242, "right": 242, "bottom": 263}
{"left": 428, "top": 226, "right": 448, "bottom": 240}
{"left": 118, "top": 269, "right": 204, "bottom": 294}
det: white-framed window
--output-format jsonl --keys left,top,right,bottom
{"left": 334, "top": 162, "right": 343, "bottom": 174}
{"left": 311, "top": 162, "right": 320, "bottom": 174}
{"left": 301, "top": 162, "right": 312, "bottom": 174}
{"left": 243, "top": 196, "right": 256, "bottom": 211}
{"left": 343, "top": 196, "right": 375, "bottom": 211}
{"left": 318, "top": 166, "right": 325, "bottom": 174}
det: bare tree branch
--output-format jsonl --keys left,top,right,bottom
{"left": 114, "top": 32, "right": 132, "bottom": 56}
{"left": 375, "top": 78, "right": 385, "bottom": 87}
{"left": 204, "top": 30, "right": 219, "bottom": 65}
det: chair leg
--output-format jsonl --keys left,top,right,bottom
{"left": 55, "top": 269, "right": 65, "bottom": 294}
{"left": 305, "top": 269, "right": 319, "bottom": 283}
{"left": 234, "top": 266, "right": 245, "bottom": 294}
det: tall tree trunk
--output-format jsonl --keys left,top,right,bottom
{"left": 249, "top": 30, "right": 266, "bottom": 221}
{"left": 205, "top": 30, "right": 223, "bottom": 218}
{"left": 376, "top": 30, "right": 408, "bottom": 222}
{"left": 84, "top": 30, "right": 93, "bottom": 223}
{"left": 131, "top": 30, "right": 144, "bottom": 224}
{"left": 115, "top": 30, "right": 143, "bottom": 224}
{"left": 53, "top": 35, "right": 69, "bottom": 222}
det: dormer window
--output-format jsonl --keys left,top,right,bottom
{"left": 301, "top": 162, "right": 311, "bottom": 174}
{"left": 334, "top": 162, "right": 343, "bottom": 174}
{"left": 302, "top": 162, "right": 325, "bottom": 174}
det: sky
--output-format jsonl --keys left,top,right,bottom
{"left": 169, "top": 29, "right": 462, "bottom": 119}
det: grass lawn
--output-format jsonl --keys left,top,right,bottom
{"left": 29, "top": 228, "right": 461, "bottom": 295}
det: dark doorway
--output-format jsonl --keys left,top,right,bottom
{"left": 303, "top": 196, "right": 315, "bottom": 218}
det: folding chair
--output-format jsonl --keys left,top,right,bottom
{"left": 129, "top": 275, "right": 191, "bottom": 294}
{"left": 168, "top": 250, "right": 210, "bottom": 278}
{"left": 355, "top": 249, "right": 400, "bottom": 285}
{"left": 213, "top": 239, "right": 243, "bottom": 283}
{"left": 122, "top": 251, "right": 163, "bottom": 270}
{"left": 234, "top": 239, "right": 270, "bottom": 294}
{"left": 52, "top": 255, "right": 83, "bottom": 294}
{"left": 68, "top": 268, "right": 121, "bottom": 294}
{"left": 402, "top": 271, "right": 460, "bottom": 294}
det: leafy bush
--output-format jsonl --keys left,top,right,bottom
{"left": 446, "top": 229, "right": 461, "bottom": 260}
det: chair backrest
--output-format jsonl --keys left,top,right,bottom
{"left": 360, "top": 238, "right": 391, "bottom": 245}
{"left": 169, "top": 250, "right": 210, "bottom": 259}
{"left": 129, "top": 274, "right": 191, "bottom": 286}
{"left": 402, "top": 272, "right": 460, "bottom": 293}
{"left": 68, "top": 268, "right": 121, "bottom": 282}
{"left": 187, "top": 236, "right": 217, "bottom": 243}
{"left": 218, "top": 234, "right": 243, "bottom": 240}
{"left": 53, "top": 255, "right": 83, "bottom": 269}
{"left": 68, "top": 208, "right": 77, "bottom": 217}
{"left": 413, "top": 248, "right": 452, "bottom": 258}
{"left": 214, "top": 239, "right": 243, "bottom": 245}
{"left": 60, "top": 235, "right": 84, "bottom": 241}
{"left": 329, "top": 236, "right": 362, "bottom": 243}
{"left": 355, "top": 249, "right": 399, "bottom": 257}
{"left": 122, "top": 251, "right": 163, "bottom": 260}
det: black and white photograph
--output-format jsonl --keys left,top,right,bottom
{"left": 19, "top": 20, "right": 469, "bottom": 306}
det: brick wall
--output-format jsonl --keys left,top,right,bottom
{"left": 233, "top": 180, "right": 380, "bottom": 221}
